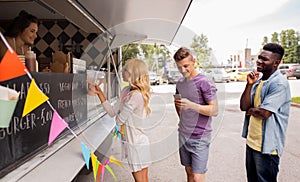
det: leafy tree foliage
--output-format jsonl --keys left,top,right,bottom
{"left": 140, "top": 44, "right": 171, "bottom": 73}
{"left": 121, "top": 43, "right": 140, "bottom": 65}
{"left": 121, "top": 43, "right": 172, "bottom": 73}
{"left": 190, "top": 34, "right": 212, "bottom": 68}
{"left": 264, "top": 29, "right": 300, "bottom": 63}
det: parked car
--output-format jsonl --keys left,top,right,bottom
{"left": 203, "top": 68, "right": 230, "bottom": 83}
{"left": 162, "top": 69, "right": 182, "bottom": 84}
{"left": 278, "top": 64, "right": 300, "bottom": 79}
{"left": 149, "top": 72, "right": 160, "bottom": 85}
{"left": 226, "top": 68, "right": 252, "bottom": 81}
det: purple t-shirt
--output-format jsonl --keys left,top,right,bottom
{"left": 176, "top": 73, "right": 217, "bottom": 138}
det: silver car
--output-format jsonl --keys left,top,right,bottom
{"left": 278, "top": 64, "right": 300, "bottom": 79}
{"left": 203, "top": 68, "right": 230, "bottom": 83}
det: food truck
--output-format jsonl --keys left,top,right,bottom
{"left": 0, "top": 0, "right": 192, "bottom": 181}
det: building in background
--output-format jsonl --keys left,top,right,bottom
{"left": 226, "top": 47, "right": 258, "bottom": 69}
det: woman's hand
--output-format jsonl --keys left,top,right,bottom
{"left": 95, "top": 84, "right": 103, "bottom": 93}
{"left": 86, "top": 80, "right": 107, "bottom": 103}
{"left": 86, "top": 80, "right": 99, "bottom": 96}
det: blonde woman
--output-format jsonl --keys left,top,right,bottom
{"left": 89, "top": 59, "right": 151, "bottom": 182}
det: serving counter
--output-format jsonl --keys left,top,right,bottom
{"left": 0, "top": 72, "right": 115, "bottom": 181}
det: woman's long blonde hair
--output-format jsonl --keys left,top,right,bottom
{"left": 124, "top": 59, "right": 151, "bottom": 116}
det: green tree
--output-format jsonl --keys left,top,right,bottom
{"left": 121, "top": 43, "right": 172, "bottom": 73}
{"left": 121, "top": 43, "right": 140, "bottom": 65}
{"left": 280, "top": 29, "right": 299, "bottom": 63}
{"left": 271, "top": 32, "right": 279, "bottom": 43}
{"left": 140, "top": 44, "right": 155, "bottom": 71}
{"left": 140, "top": 44, "right": 171, "bottom": 73}
{"left": 260, "top": 36, "right": 269, "bottom": 53}
{"left": 263, "top": 29, "right": 300, "bottom": 63}
{"left": 262, "top": 36, "right": 268, "bottom": 45}
{"left": 190, "top": 34, "right": 212, "bottom": 68}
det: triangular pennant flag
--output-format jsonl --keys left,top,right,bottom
{"left": 96, "top": 164, "right": 103, "bottom": 182}
{"left": 0, "top": 50, "right": 27, "bottom": 82}
{"left": 91, "top": 153, "right": 99, "bottom": 182}
{"left": 105, "top": 164, "right": 117, "bottom": 181}
{"left": 101, "top": 163, "right": 106, "bottom": 182}
{"left": 113, "top": 125, "right": 125, "bottom": 139}
{"left": 80, "top": 142, "right": 91, "bottom": 169}
{"left": 109, "top": 156, "right": 123, "bottom": 168}
{"left": 22, "top": 79, "right": 49, "bottom": 117}
{"left": 48, "top": 110, "right": 68, "bottom": 145}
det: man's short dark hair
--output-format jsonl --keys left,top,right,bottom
{"left": 173, "top": 47, "right": 192, "bottom": 62}
{"left": 263, "top": 43, "right": 284, "bottom": 60}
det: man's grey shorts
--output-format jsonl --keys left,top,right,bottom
{"left": 179, "top": 133, "right": 211, "bottom": 174}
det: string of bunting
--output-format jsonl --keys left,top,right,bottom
{"left": 113, "top": 125, "right": 125, "bottom": 139}
{"left": 0, "top": 32, "right": 123, "bottom": 182}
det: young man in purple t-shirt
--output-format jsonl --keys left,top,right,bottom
{"left": 173, "top": 47, "right": 218, "bottom": 182}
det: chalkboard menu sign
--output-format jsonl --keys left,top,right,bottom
{"left": 0, "top": 72, "right": 87, "bottom": 178}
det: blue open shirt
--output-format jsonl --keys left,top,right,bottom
{"left": 242, "top": 69, "right": 291, "bottom": 157}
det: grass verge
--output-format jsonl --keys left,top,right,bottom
{"left": 292, "top": 97, "right": 300, "bottom": 104}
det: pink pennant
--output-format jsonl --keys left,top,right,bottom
{"left": 97, "top": 164, "right": 103, "bottom": 182}
{"left": 48, "top": 110, "right": 68, "bottom": 146}
{"left": 100, "top": 159, "right": 110, "bottom": 182}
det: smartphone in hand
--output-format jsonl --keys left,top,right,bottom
{"left": 173, "top": 94, "right": 181, "bottom": 100}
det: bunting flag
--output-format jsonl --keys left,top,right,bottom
{"left": 91, "top": 152, "right": 99, "bottom": 182}
{"left": 101, "top": 163, "right": 106, "bottom": 182}
{"left": 80, "top": 142, "right": 91, "bottom": 170}
{"left": 48, "top": 110, "right": 68, "bottom": 146}
{"left": 105, "top": 164, "right": 117, "bottom": 181}
{"left": 113, "top": 125, "right": 125, "bottom": 139}
{"left": 22, "top": 79, "right": 49, "bottom": 117}
{"left": 109, "top": 156, "right": 123, "bottom": 168}
{"left": 0, "top": 33, "right": 124, "bottom": 182}
{"left": 97, "top": 164, "right": 103, "bottom": 182}
{"left": 0, "top": 49, "right": 27, "bottom": 82}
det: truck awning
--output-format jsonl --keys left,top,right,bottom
{"left": 0, "top": 0, "right": 193, "bottom": 46}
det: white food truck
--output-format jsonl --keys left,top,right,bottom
{"left": 0, "top": 0, "right": 192, "bottom": 181}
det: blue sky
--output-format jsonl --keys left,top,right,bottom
{"left": 181, "top": 0, "right": 300, "bottom": 63}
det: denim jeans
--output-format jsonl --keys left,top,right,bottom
{"left": 246, "top": 145, "right": 280, "bottom": 182}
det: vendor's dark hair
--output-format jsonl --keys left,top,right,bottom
{"left": 263, "top": 43, "right": 284, "bottom": 60}
{"left": 5, "top": 10, "right": 38, "bottom": 37}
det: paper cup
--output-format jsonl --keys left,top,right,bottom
{"left": 0, "top": 86, "right": 19, "bottom": 100}
{"left": 0, "top": 99, "right": 18, "bottom": 128}
{"left": 0, "top": 86, "right": 9, "bottom": 100}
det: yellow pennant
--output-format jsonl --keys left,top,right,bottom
{"left": 90, "top": 153, "right": 99, "bottom": 182}
{"left": 109, "top": 156, "right": 124, "bottom": 168}
{"left": 22, "top": 79, "right": 49, "bottom": 117}
{"left": 105, "top": 165, "right": 117, "bottom": 181}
